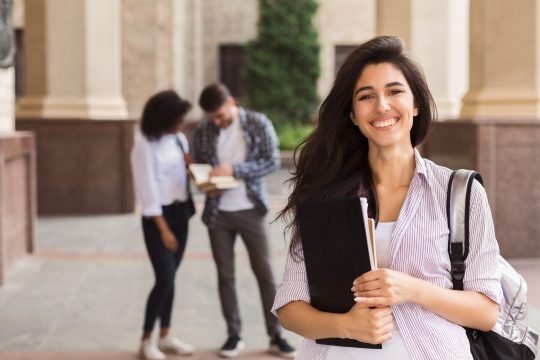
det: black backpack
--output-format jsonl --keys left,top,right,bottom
{"left": 447, "top": 169, "right": 538, "bottom": 360}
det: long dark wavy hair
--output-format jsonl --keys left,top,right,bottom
{"left": 278, "top": 36, "right": 437, "bottom": 256}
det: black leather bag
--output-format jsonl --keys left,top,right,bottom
{"left": 466, "top": 329, "right": 536, "bottom": 360}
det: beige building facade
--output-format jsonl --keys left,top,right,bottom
{"left": 1, "top": 0, "right": 539, "bottom": 259}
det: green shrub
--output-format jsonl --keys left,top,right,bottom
{"left": 275, "top": 122, "right": 315, "bottom": 150}
{"left": 246, "top": 0, "right": 320, "bottom": 127}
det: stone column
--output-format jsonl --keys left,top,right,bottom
{"left": 0, "top": 0, "right": 16, "bottom": 132}
{"left": 377, "top": 0, "right": 469, "bottom": 120}
{"left": 15, "top": 0, "right": 135, "bottom": 215}
{"left": 424, "top": 0, "right": 540, "bottom": 257}
{"left": 122, "top": 0, "right": 174, "bottom": 118}
{"left": 182, "top": 0, "right": 205, "bottom": 115}
{"left": 172, "top": 0, "right": 188, "bottom": 98}
{"left": 17, "top": 0, "right": 128, "bottom": 119}
{"left": 461, "top": 0, "right": 540, "bottom": 118}
{"left": 0, "top": 68, "right": 14, "bottom": 131}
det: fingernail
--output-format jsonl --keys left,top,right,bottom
{"left": 353, "top": 280, "right": 357, "bottom": 285}
{"left": 354, "top": 297, "right": 363, "bottom": 302}
{"left": 351, "top": 286, "right": 356, "bottom": 292}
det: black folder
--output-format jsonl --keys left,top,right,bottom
{"left": 297, "top": 197, "right": 381, "bottom": 349}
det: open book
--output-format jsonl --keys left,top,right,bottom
{"left": 188, "top": 163, "right": 239, "bottom": 192}
{"left": 297, "top": 196, "right": 379, "bottom": 349}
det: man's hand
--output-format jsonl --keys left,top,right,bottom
{"left": 210, "top": 164, "right": 234, "bottom": 177}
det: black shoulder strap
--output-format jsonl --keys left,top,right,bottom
{"left": 175, "top": 134, "right": 193, "bottom": 200}
{"left": 447, "top": 169, "right": 484, "bottom": 290}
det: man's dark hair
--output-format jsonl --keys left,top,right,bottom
{"left": 199, "top": 83, "right": 231, "bottom": 112}
{"left": 140, "top": 90, "right": 191, "bottom": 140}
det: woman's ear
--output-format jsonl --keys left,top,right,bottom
{"left": 350, "top": 112, "right": 357, "bottom": 125}
{"left": 413, "top": 108, "right": 419, "bottom": 117}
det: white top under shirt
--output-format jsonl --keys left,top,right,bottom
{"left": 130, "top": 133, "right": 189, "bottom": 216}
{"left": 216, "top": 115, "right": 254, "bottom": 211}
{"left": 326, "top": 221, "right": 412, "bottom": 360}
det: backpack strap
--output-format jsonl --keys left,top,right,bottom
{"left": 447, "top": 169, "right": 484, "bottom": 290}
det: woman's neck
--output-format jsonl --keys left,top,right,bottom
{"left": 369, "top": 146, "right": 416, "bottom": 189}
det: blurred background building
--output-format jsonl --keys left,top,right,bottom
{"left": 1, "top": 0, "right": 539, "bottom": 285}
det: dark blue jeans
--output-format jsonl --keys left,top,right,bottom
{"left": 142, "top": 201, "right": 190, "bottom": 333}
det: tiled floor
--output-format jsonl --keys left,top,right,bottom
{"left": 0, "top": 168, "right": 538, "bottom": 359}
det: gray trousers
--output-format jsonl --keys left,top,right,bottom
{"left": 208, "top": 209, "right": 281, "bottom": 338}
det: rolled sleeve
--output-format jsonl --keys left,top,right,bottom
{"left": 233, "top": 116, "right": 280, "bottom": 180}
{"left": 271, "top": 243, "right": 311, "bottom": 316}
{"left": 130, "top": 139, "right": 163, "bottom": 217}
{"left": 463, "top": 180, "right": 503, "bottom": 305}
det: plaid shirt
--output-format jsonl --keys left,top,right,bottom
{"left": 192, "top": 107, "right": 280, "bottom": 227}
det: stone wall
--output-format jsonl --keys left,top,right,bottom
{"left": 121, "top": 0, "right": 173, "bottom": 118}
{"left": 0, "top": 132, "right": 36, "bottom": 286}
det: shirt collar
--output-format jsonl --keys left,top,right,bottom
{"left": 357, "top": 148, "right": 427, "bottom": 196}
{"left": 237, "top": 107, "right": 247, "bottom": 129}
{"left": 413, "top": 147, "right": 428, "bottom": 179}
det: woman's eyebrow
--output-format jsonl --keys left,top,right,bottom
{"left": 354, "top": 81, "right": 406, "bottom": 96}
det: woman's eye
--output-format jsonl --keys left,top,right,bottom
{"left": 359, "top": 94, "right": 373, "bottom": 101}
{"left": 389, "top": 89, "right": 404, "bottom": 95}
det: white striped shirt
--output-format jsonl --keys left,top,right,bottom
{"left": 272, "top": 150, "right": 503, "bottom": 360}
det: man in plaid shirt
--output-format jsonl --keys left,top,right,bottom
{"left": 192, "top": 83, "right": 296, "bottom": 359}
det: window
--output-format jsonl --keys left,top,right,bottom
{"left": 335, "top": 45, "right": 357, "bottom": 73}
{"left": 219, "top": 44, "right": 247, "bottom": 98}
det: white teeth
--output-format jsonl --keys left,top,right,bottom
{"left": 372, "top": 118, "right": 397, "bottom": 128}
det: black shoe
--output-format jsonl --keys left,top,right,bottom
{"left": 219, "top": 335, "right": 245, "bottom": 358}
{"left": 269, "top": 335, "right": 297, "bottom": 358}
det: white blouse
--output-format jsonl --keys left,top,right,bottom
{"left": 326, "top": 221, "right": 412, "bottom": 360}
{"left": 130, "top": 132, "right": 189, "bottom": 216}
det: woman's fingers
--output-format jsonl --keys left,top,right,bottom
{"left": 354, "top": 296, "right": 391, "bottom": 307}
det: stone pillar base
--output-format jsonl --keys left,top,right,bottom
{"left": 0, "top": 132, "right": 36, "bottom": 286}
{"left": 16, "top": 96, "right": 129, "bottom": 120}
{"left": 16, "top": 118, "right": 136, "bottom": 215}
{"left": 423, "top": 119, "right": 540, "bottom": 258}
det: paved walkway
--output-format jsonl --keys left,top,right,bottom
{"left": 0, "top": 168, "right": 539, "bottom": 359}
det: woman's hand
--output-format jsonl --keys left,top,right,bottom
{"left": 341, "top": 302, "right": 394, "bottom": 344}
{"left": 351, "top": 268, "right": 419, "bottom": 307}
{"left": 161, "top": 230, "right": 178, "bottom": 252}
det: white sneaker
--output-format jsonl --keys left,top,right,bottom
{"left": 139, "top": 339, "right": 166, "bottom": 360}
{"left": 219, "top": 336, "right": 245, "bottom": 358}
{"left": 158, "top": 335, "right": 194, "bottom": 356}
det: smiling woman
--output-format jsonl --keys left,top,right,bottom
{"left": 273, "top": 36, "right": 503, "bottom": 360}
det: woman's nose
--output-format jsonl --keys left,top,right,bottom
{"left": 377, "top": 96, "right": 390, "bottom": 112}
